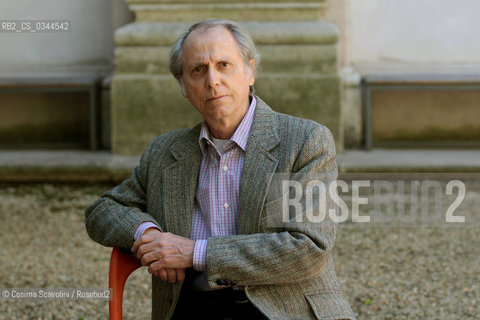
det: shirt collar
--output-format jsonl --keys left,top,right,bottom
{"left": 199, "top": 96, "right": 257, "bottom": 155}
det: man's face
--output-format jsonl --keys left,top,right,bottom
{"left": 180, "top": 26, "right": 255, "bottom": 135}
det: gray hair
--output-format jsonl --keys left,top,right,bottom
{"left": 169, "top": 19, "right": 259, "bottom": 95}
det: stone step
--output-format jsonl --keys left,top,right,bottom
{"left": 126, "top": 0, "right": 326, "bottom": 3}
{"left": 0, "top": 149, "right": 478, "bottom": 182}
{"left": 115, "top": 44, "right": 337, "bottom": 75}
{"left": 338, "top": 149, "right": 480, "bottom": 173}
{"left": 115, "top": 20, "right": 338, "bottom": 46}
{"left": 127, "top": 2, "right": 327, "bottom": 22}
{"left": 0, "top": 150, "right": 138, "bottom": 183}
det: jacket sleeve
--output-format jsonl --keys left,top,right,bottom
{"left": 84, "top": 138, "right": 161, "bottom": 249}
{"left": 205, "top": 125, "right": 338, "bottom": 286}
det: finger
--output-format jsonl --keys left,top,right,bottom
{"left": 135, "top": 234, "right": 156, "bottom": 253}
{"left": 148, "top": 260, "right": 164, "bottom": 275}
{"left": 137, "top": 239, "right": 164, "bottom": 260}
{"left": 136, "top": 242, "right": 152, "bottom": 260}
{"left": 132, "top": 236, "right": 154, "bottom": 256}
{"left": 132, "top": 229, "right": 161, "bottom": 253}
{"left": 176, "top": 268, "right": 186, "bottom": 283}
{"left": 141, "top": 250, "right": 162, "bottom": 266}
{"left": 131, "top": 238, "right": 142, "bottom": 253}
{"left": 166, "top": 268, "right": 177, "bottom": 283}
{"left": 157, "top": 268, "right": 168, "bottom": 282}
{"left": 156, "top": 255, "right": 191, "bottom": 269}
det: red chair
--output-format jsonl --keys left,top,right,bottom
{"left": 109, "top": 247, "right": 142, "bottom": 320}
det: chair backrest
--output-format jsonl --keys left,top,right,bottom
{"left": 109, "top": 247, "right": 142, "bottom": 320}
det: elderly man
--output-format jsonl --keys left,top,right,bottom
{"left": 86, "top": 19, "right": 356, "bottom": 320}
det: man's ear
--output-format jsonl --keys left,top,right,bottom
{"left": 178, "top": 78, "right": 188, "bottom": 97}
{"left": 247, "top": 59, "right": 256, "bottom": 86}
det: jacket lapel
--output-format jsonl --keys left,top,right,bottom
{"left": 163, "top": 125, "right": 202, "bottom": 238}
{"left": 238, "top": 99, "right": 280, "bottom": 234}
{"left": 162, "top": 99, "right": 280, "bottom": 237}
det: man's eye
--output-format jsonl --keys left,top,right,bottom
{"left": 193, "top": 66, "right": 203, "bottom": 73}
{"left": 221, "top": 62, "right": 229, "bottom": 68}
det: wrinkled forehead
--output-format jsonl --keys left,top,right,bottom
{"left": 182, "top": 25, "right": 242, "bottom": 58}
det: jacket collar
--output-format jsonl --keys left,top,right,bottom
{"left": 169, "top": 96, "right": 280, "bottom": 159}
{"left": 246, "top": 96, "right": 280, "bottom": 152}
{"left": 165, "top": 96, "right": 280, "bottom": 236}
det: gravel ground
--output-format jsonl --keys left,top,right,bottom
{"left": 0, "top": 181, "right": 478, "bottom": 320}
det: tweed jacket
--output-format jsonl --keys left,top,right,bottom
{"left": 85, "top": 97, "right": 356, "bottom": 320}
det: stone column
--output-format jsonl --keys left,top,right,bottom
{"left": 112, "top": 0, "right": 341, "bottom": 154}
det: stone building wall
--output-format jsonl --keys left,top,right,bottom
{"left": 111, "top": 0, "right": 343, "bottom": 155}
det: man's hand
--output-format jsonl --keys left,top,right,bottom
{"left": 153, "top": 267, "right": 186, "bottom": 284}
{"left": 131, "top": 228, "right": 195, "bottom": 283}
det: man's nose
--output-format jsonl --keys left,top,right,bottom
{"left": 207, "top": 68, "right": 220, "bottom": 88}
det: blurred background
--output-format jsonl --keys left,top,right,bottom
{"left": 0, "top": 0, "right": 478, "bottom": 319}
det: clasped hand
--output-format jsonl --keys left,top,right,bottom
{"left": 131, "top": 228, "right": 195, "bottom": 283}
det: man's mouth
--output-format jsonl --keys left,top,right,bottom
{"left": 207, "top": 95, "right": 226, "bottom": 101}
